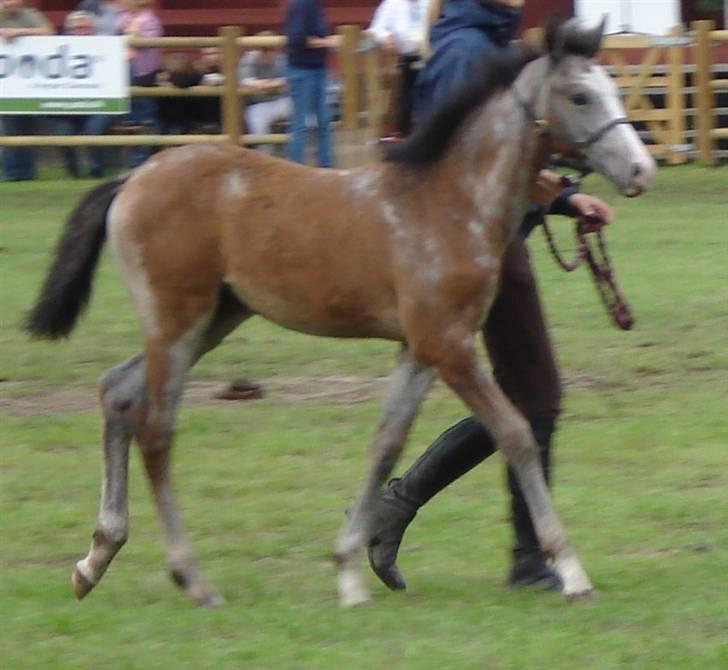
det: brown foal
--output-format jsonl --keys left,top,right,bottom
{"left": 27, "top": 19, "right": 654, "bottom": 608}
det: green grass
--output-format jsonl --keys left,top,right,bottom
{"left": 1, "top": 164, "right": 727, "bottom": 669}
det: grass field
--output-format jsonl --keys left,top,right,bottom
{"left": 1, "top": 163, "right": 727, "bottom": 669}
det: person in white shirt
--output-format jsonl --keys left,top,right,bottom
{"left": 368, "top": 0, "right": 431, "bottom": 136}
{"left": 239, "top": 34, "right": 293, "bottom": 154}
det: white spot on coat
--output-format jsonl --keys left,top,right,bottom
{"left": 381, "top": 201, "right": 402, "bottom": 235}
{"left": 351, "top": 171, "right": 375, "bottom": 195}
{"left": 223, "top": 170, "right": 249, "bottom": 199}
{"left": 467, "top": 220, "right": 485, "bottom": 238}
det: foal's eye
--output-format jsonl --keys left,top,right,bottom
{"left": 571, "top": 93, "right": 589, "bottom": 106}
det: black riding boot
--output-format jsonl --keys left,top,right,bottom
{"left": 368, "top": 417, "right": 496, "bottom": 590}
{"left": 368, "top": 414, "right": 561, "bottom": 592}
{"left": 506, "top": 414, "right": 562, "bottom": 591}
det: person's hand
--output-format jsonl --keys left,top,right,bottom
{"left": 308, "top": 34, "right": 341, "bottom": 49}
{"left": 0, "top": 28, "right": 22, "bottom": 41}
{"left": 201, "top": 72, "right": 223, "bottom": 85}
{"left": 380, "top": 35, "right": 397, "bottom": 54}
{"left": 566, "top": 193, "right": 614, "bottom": 225}
{"left": 530, "top": 169, "right": 564, "bottom": 205}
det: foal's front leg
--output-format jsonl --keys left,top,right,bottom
{"left": 432, "top": 334, "right": 593, "bottom": 599}
{"left": 335, "top": 347, "right": 434, "bottom": 607}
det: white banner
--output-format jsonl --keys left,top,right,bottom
{"left": 575, "top": 1, "right": 681, "bottom": 35}
{"left": 0, "top": 36, "right": 129, "bottom": 115}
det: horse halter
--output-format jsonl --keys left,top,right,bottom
{"left": 512, "top": 85, "right": 630, "bottom": 168}
{"left": 512, "top": 83, "right": 635, "bottom": 331}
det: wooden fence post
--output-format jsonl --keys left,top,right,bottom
{"left": 693, "top": 20, "right": 716, "bottom": 166}
{"left": 338, "top": 25, "right": 361, "bottom": 130}
{"left": 362, "top": 33, "right": 382, "bottom": 147}
{"left": 666, "top": 25, "right": 687, "bottom": 165}
{"left": 220, "top": 25, "right": 241, "bottom": 145}
{"left": 523, "top": 26, "right": 544, "bottom": 49}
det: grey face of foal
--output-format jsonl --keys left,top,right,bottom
{"left": 542, "top": 18, "right": 656, "bottom": 196}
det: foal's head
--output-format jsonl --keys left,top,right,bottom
{"left": 530, "top": 17, "right": 656, "bottom": 196}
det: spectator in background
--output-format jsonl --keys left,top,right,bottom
{"left": 368, "top": 0, "right": 430, "bottom": 137}
{"left": 117, "top": 0, "right": 162, "bottom": 167}
{"left": 0, "top": 0, "right": 55, "bottom": 182}
{"left": 75, "top": 0, "right": 124, "bottom": 35}
{"left": 156, "top": 52, "right": 204, "bottom": 135}
{"left": 239, "top": 32, "right": 292, "bottom": 154}
{"left": 53, "top": 10, "right": 112, "bottom": 179}
{"left": 198, "top": 46, "right": 223, "bottom": 86}
{"left": 284, "top": 0, "right": 338, "bottom": 167}
{"left": 194, "top": 47, "right": 223, "bottom": 131}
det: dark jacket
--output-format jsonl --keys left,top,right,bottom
{"left": 285, "top": 0, "right": 329, "bottom": 69}
{"left": 414, "top": 0, "right": 577, "bottom": 228}
{"left": 414, "top": 0, "right": 521, "bottom": 120}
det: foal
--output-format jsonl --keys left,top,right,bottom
{"left": 27, "top": 19, "right": 654, "bottom": 608}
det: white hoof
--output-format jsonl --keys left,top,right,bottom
{"left": 337, "top": 568, "right": 371, "bottom": 608}
{"left": 554, "top": 554, "right": 593, "bottom": 600}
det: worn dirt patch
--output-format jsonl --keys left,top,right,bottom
{"left": 0, "top": 368, "right": 684, "bottom": 416}
{"left": 0, "top": 375, "right": 392, "bottom": 416}
{"left": 0, "top": 370, "right": 633, "bottom": 416}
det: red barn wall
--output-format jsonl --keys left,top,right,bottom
{"left": 34, "top": 1, "right": 575, "bottom": 37}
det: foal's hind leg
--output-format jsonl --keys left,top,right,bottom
{"left": 73, "top": 289, "right": 252, "bottom": 605}
{"left": 335, "top": 347, "right": 434, "bottom": 607}
{"left": 136, "top": 291, "right": 252, "bottom": 607}
{"left": 72, "top": 354, "right": 145, "bottom": 599}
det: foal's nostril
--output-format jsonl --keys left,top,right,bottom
{"left": 632, "top": 163, "right": 643, "bottom": 179}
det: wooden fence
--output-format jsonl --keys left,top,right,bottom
{"left": 0, "top": 27, "right": 296, "bottom": 152}
{"left": 1, "top": 23, "right": 727, "bottom": 165}
{"left": 693, "top": 20, "right": 728, "bottom": 165}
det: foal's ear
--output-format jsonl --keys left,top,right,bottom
{"left": 545, "top": 15, "right": 606, "bottom": 62}
{"left": 544, "top": 14, "right": 567, "bottom": 62}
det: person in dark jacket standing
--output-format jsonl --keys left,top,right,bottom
{"left": 366, "top": 0, "right": 615, "bottom": 593}
{"left": 284, "top": 0, "right": 338, "bottom": 166}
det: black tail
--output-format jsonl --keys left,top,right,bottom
{"left": 25, "top": 174, "right": 129, "bottom": 339}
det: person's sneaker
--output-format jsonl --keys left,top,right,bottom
{"left": 507, "top": 549, "right": 563, "bottom": 591}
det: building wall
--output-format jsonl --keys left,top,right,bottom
{"left": 35, "top": 1, "right": 576, "bottom": 36}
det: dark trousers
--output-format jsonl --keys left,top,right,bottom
{"left": 54, "top": 114, "right": 111, "bottom": 178}
{"left": 486, "top": 234, "right": 561, "bottom": 419}
{"left": 395, "top": 56, "right": 421, "bottom": 137}
{"left": 1, "top": 115, "right": 37, "bottom": 181}
{"left": 127, "top": 96, "right": 159, "bottom": 168}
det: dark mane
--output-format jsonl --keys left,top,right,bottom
{"left": 383, "top": 48, "right": 537, "bottom": 166}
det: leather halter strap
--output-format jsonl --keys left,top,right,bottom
{"left": 511, "top": 81, "right": 635, "bottom": 331}
{"left": 512, "top": 86, "right": 630, "bottom": 151}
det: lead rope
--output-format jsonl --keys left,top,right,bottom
{"left": 542, "top": 213, "right": 635, "bottom": 331}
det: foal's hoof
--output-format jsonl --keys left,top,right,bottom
{"left": 339, "top": 589, "right": 372, "bottom": 609}
{"left": 71, "top": 564, "right": 96, "bottom": 600}
{"left": 171, "top": 570, "right": 225, "bottom": 608}
{"left": 337, "top": 568, "right": 371, "bottom": 608}
{"left": 192, "top": 589, "right": 225, "bottom": 608}
{"left": 563, "top": 587, "right": 595, "bottom": 603}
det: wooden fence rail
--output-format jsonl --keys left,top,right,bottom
{"left": 1, "top": 24, "right": 727, "bottom": 165}
{"left": 0, "top": 26, "right": 356, "bottom": 151}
